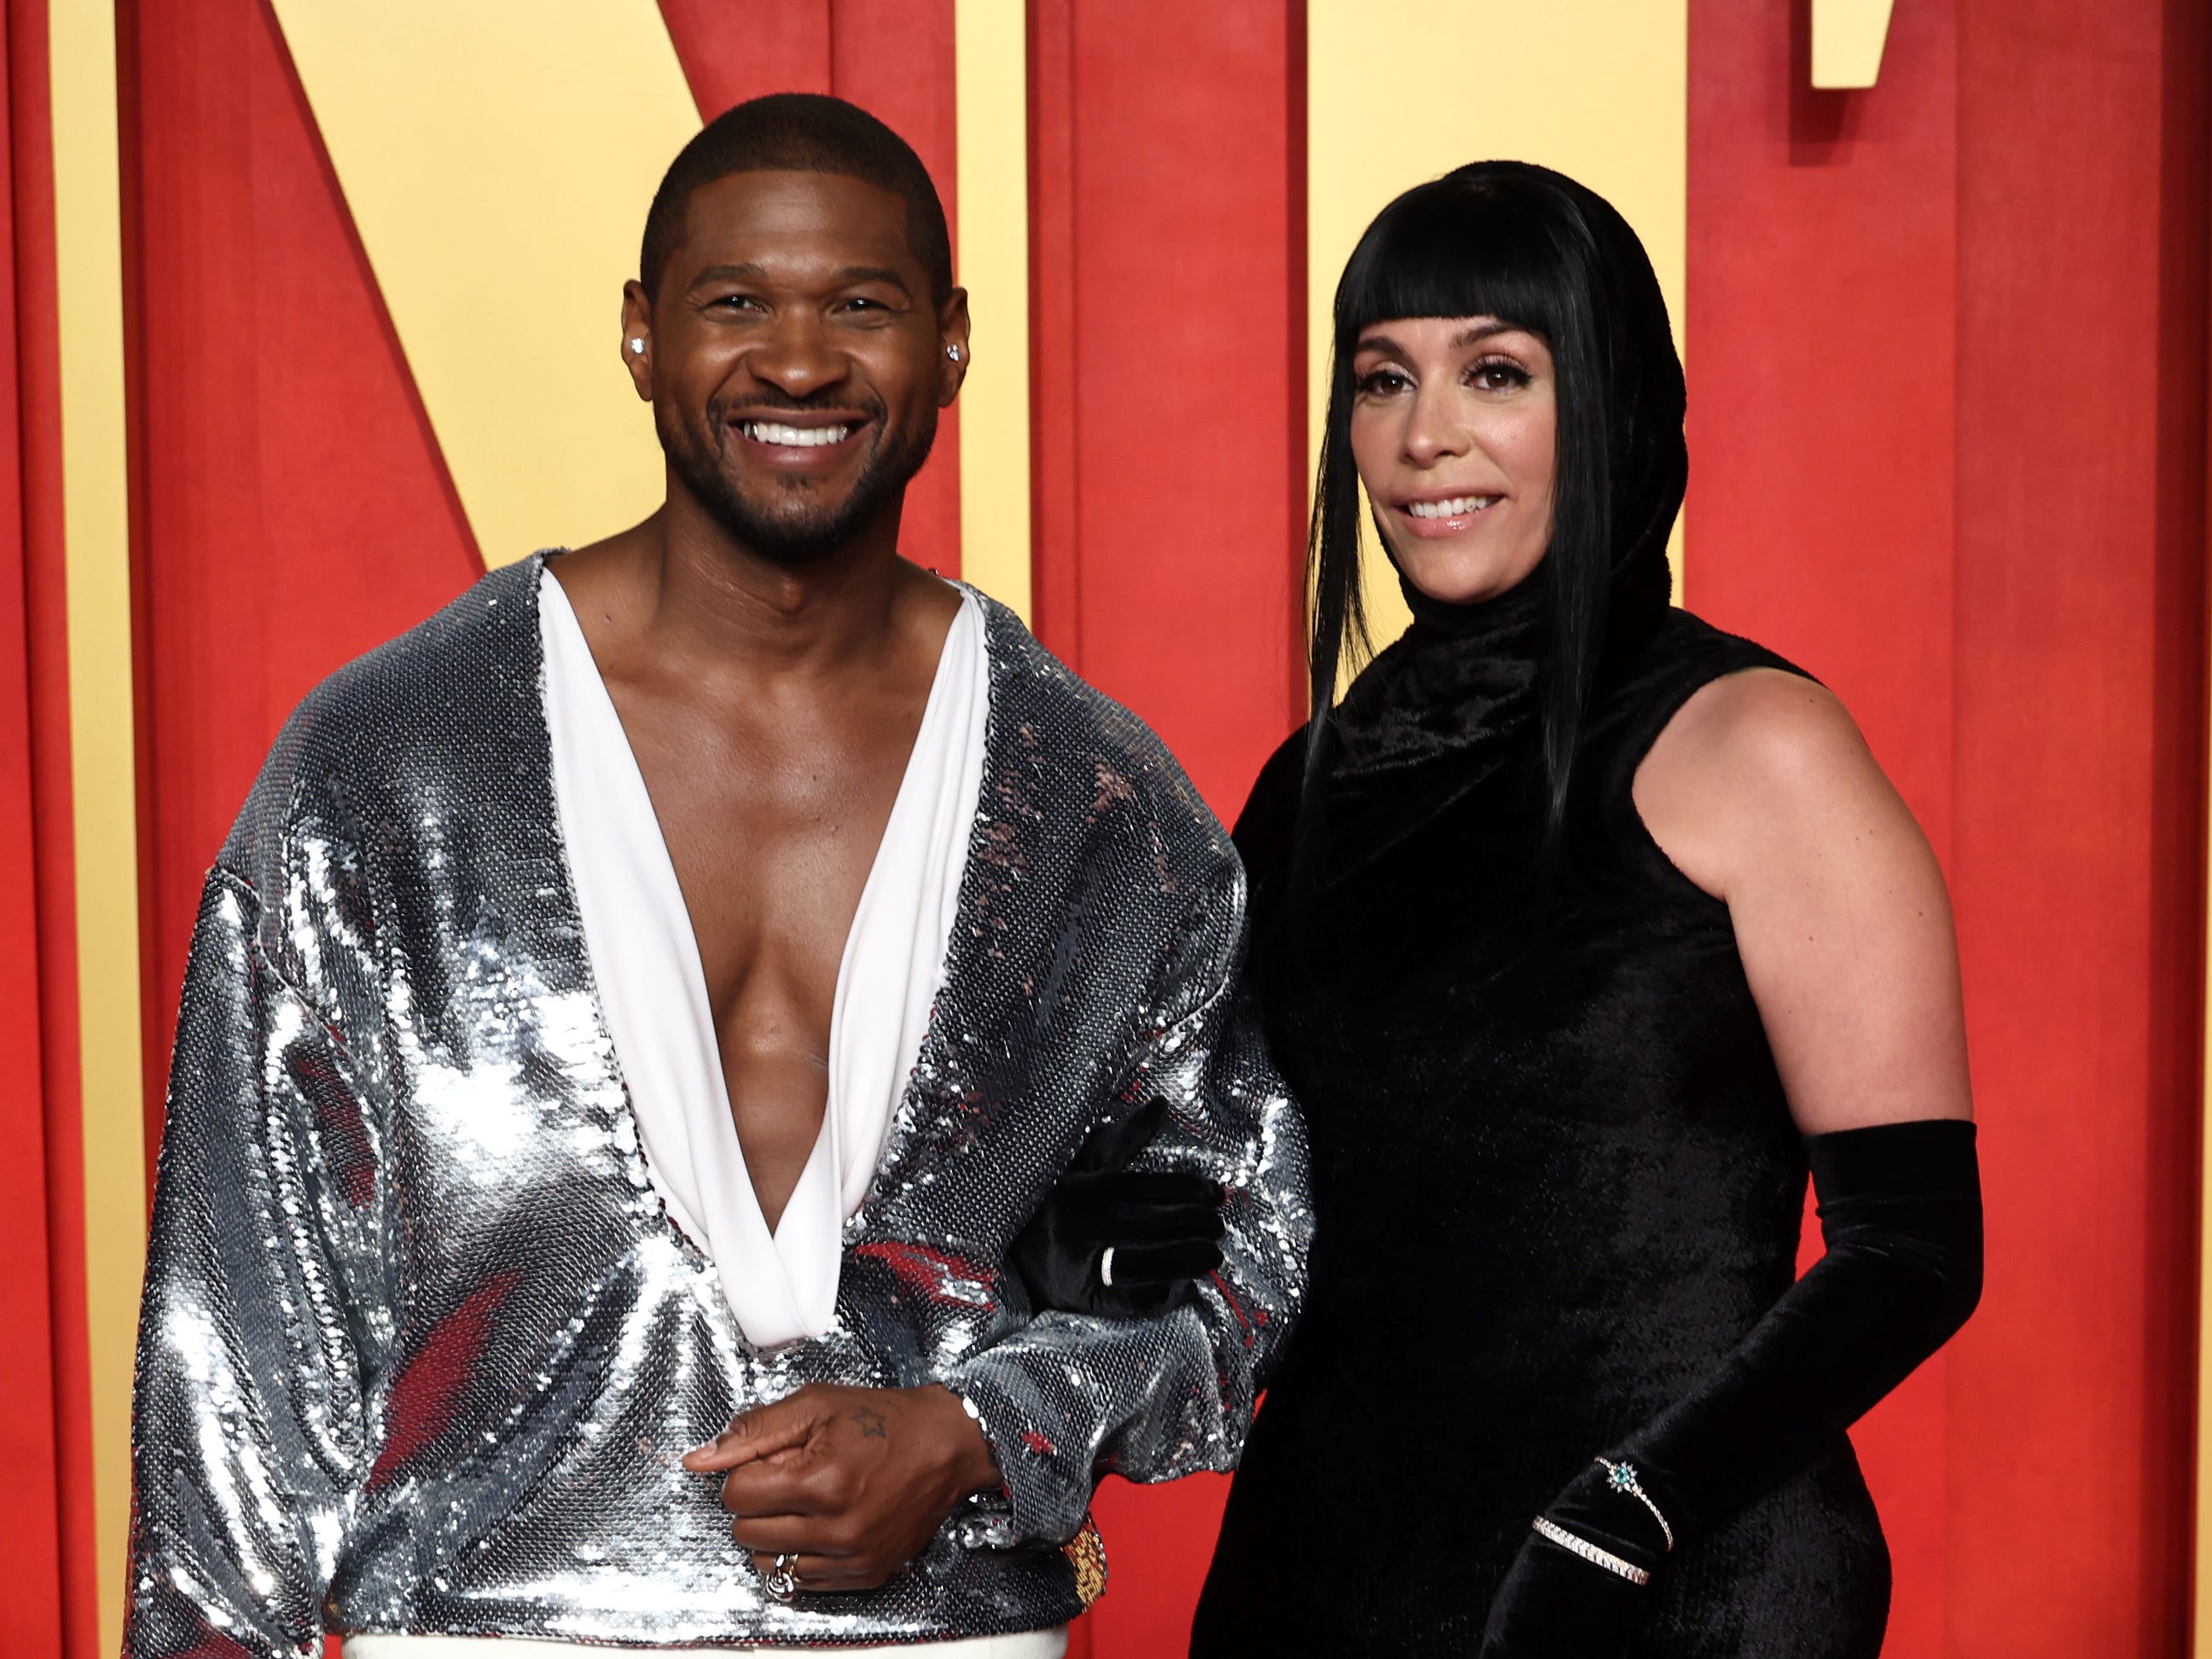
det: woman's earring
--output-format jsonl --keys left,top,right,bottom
{"left": 628, "top": 338, "right": 646, "bottom": 355}
{"left": 946, "top": 344, "right": 962, "bottom": 362}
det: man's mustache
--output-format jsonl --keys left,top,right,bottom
{"left": 707, "top": 388, "right": 888, "bottom": 421}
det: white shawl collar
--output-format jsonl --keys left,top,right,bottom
{"left": 540, "top": 567, "right": 988, "bottom": 1347}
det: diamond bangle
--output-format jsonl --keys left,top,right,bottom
{"left": 1594, "top": 1457, "right": 1674, "bottom": 1552}
{"left": 1530, "top": 1517, "right": 1652, "bottom": 1587}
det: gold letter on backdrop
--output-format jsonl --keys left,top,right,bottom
{"left": 269, "top": 1, "right": 700, "bottom": 567}
{"left": 1812, "top": 0, "right": 1896, "bottom": 89}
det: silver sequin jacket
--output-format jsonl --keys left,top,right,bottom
{"left": 126, "top": 555, "right": 1312, "bottom": 1656}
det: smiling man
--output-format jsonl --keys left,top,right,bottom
{"left": 125, "top": 95, "right": 1309, "bottom": 1659}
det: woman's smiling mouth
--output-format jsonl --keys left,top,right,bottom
{"left": 1396, "top": 491, "right": 1507, "bottom": 537}
{"left": 1405, "top": 495, "right": 1500, "bottom": 519}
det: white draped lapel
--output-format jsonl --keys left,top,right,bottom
{"left": 539, "top": 569, "right": 987, "bottom": 1348}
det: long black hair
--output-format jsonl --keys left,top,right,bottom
{"left": 1305, "top": 161, "right": 1686, "bottom": 840}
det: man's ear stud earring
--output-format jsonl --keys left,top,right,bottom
{"left": 946, "top": 344, "right": 962, "bottom": 362}
{"left": 629, "top": 338, "right": 646, "bottom": 355}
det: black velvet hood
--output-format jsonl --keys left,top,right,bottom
{"left": 1280, "top": 160, "right": 1692, "bottom": 970}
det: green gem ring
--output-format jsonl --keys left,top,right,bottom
{"left": 1594, "top": 1456, "right": 1675, "bottom": 1554}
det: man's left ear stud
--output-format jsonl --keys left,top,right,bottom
{"left": 946, "top": 344, "right": 962, "bottom": 362}
{"left": 629, "top": 338, "right": 647, "bottom": 355}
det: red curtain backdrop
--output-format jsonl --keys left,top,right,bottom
{"left": 1687, "top": 0, "right": 2209, "bottom": 1650}
{"left": 12, "top": 2, "right": 2212, "bottom": 1653}
{"left": 2, "top": 0, "right": 97, "bottom": 1653}
{"left": 118, "top": 0, "right": 486, "bottom": 1178}
{"left": 1944, "top": 0, "right": 2206, "bottom": 1644}
{"left": 1026, "top": 0, "right": 1307, "bottom": 814}
{"left": 1686, "top": 4, "right": 1964, "bottom": 1650}
{"left": 1023, "top": 11, "right": 1307, "bottom": 1653}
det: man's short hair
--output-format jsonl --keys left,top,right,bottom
{"left": 639, "top": 92, "right": 954, "bottom": 306}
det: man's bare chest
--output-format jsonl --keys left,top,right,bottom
{"left": 629, "top": 715, "right": 915, "bottom": 1013}
{"left": 618, "top": 711, "right": 920, "bottom": 1227}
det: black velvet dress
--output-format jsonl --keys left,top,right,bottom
{"left": 1189, "top": 571, "right": 1890, "bottom": 1657}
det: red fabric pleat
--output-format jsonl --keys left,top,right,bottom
{"left": 1025, "top": 0, "right": 1304, "bottom": 825}
{"left": 119, "top": 0, "right": 485, "bottom": 1136}
{"left": 1689, "top": 0, "right": 2209, "bottom": 1650}
{"left": 3, "top": 0, "right": 96, "bottom": 1650}
{"left": 1943, "top": 0, "right": 2205, "bottom": 1647}
{"left": 1686, "top": 4, "right": 1961, "bottom": 1650}
{"left": 1027, "top": 3, "right": 1306, "bottom": 1653}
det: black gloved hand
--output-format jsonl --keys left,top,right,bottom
{"left": 1012, "top": 1097, "right": 1227, "bottom": 1320}
{"left": 1483, "top": 1121, "right": 1982, "bottom": 1656}
{"left": 1480, "top": 1458, "right": 1669, "bottom": 1658}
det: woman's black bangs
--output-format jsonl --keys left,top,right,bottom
{"left": 1332, "top": 181, "right": 1563, "bottom": 352}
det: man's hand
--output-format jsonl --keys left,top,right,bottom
{"left": 681, "top": 1383, "right": 1003, "bottom": 1592}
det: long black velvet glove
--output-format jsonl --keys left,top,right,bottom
{"left": 1013, "top": 1097, "right": 1228, "bottom": 1320}
{"left": 1482, "top": 1118, "right": 1983, "bottom": 1656}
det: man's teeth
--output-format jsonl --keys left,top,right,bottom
{"left": 740, "top": 421, "right": 851, "bottom": 447}
{"left": 1407, "top": 496, "right": 1499, "bottom": 519}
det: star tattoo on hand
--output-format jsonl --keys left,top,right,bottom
{"left": 852, "top": 1407, "right": 889, "bottom": 1440}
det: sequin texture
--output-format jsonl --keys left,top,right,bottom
{"left": 126, "top": 556, "right": 1313, "bottom": 1655}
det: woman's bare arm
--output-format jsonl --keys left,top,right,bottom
{"left": 1634, "top": 666, "right": 1972, "bottom": 1134}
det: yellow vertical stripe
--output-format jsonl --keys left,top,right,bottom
{"left": 1306, "top": 0, "right": 1690, "bottom": 665}
{"left": 269, "top": 1, "right": 700, "bottom": 568}
{"left": 952, "top": 0, "right": 1032, "bottom": 622}
{"left": 50, "top": 2, "right": 148, "bottom": 1645}
{"left": 2201, "top": 1075, "right": 2212, "bottom": 1650}
{"left": 2198, "top": 778, "right": 2212, "bottom": 1645}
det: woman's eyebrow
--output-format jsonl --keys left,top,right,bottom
{"left": 1356, "top": 320, "right": 1524, "bottom": 357}
{"left": 1451, "top": 320, "right": 1522, "bottom": 350}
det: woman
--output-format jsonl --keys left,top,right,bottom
{"left": 1186, "top": 164, "right": 1982, "bottom": 1656}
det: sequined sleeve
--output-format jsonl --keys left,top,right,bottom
{"left": 125, "top": 863, "right": 389, "bottom": 1659}
{"left": 945, "top": 864, "right": 1314, "bottom": 1546}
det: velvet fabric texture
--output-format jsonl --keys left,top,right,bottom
{"left": 1188, "top": 564, "right": 1950, "bottom": 1656}
{"left": 1481, "top": 1118, "right": 1982, "bottom": 1657}
{"left": 1011, "top": 1099, "right": 1227, "bottom": 1320}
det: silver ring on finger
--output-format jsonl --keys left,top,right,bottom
{"left": 1100, "top": 1245, "right": 1118, "bottom": 1289}
{"left": 765, "top": 1552, "right": 799, "bottom": 1602}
